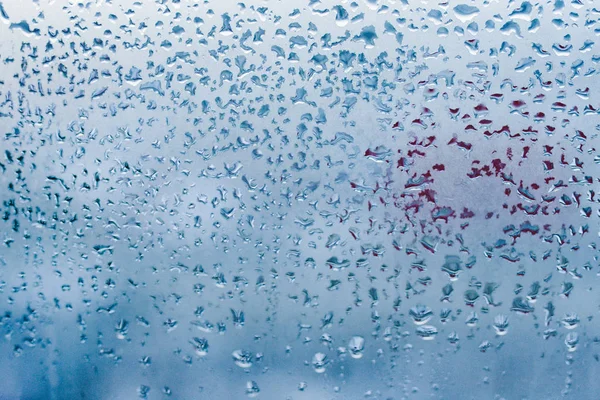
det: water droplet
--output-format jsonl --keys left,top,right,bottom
{"left": 312, "top": 352, "right": 328, "bottom": 373}
{"left": 348, "top": 336, "right": 365, "bottom": 359}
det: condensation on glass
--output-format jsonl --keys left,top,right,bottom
{"left": 0, "top": 0, "right": 598, "bottom": 399}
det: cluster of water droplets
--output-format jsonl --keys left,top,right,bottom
{"left": 0, "top": 0, "right": 598, "bottom": 398}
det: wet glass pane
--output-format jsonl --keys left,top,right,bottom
{"left": 0, "top": 0, "right": 598, "bottom": 398}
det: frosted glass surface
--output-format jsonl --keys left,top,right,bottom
{"left": 0, "top": 0, "right": 599, "bottom": 399}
